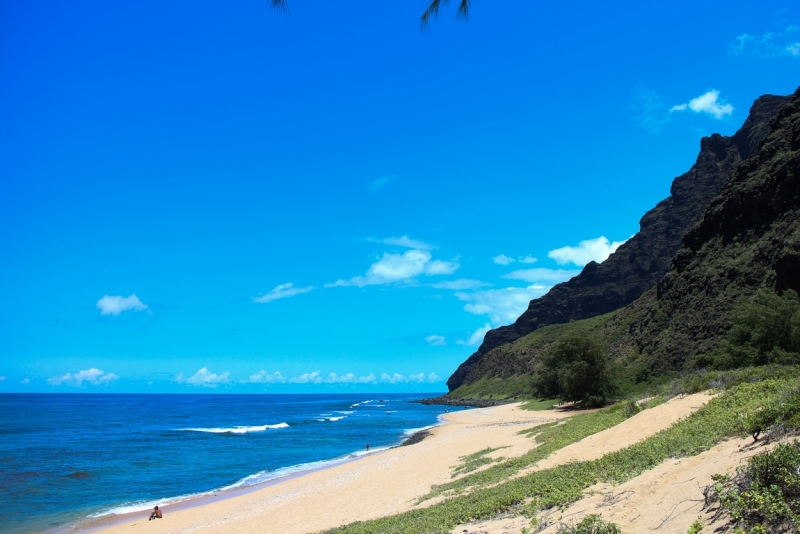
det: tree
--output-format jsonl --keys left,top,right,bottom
{"left": 531, "top": 331, "right": 618, "bottom": 407}
{"left": 713, "top": 289, "right": 800, "bottom": 369}
{"left": 267, "top": 0, "right": 472, "bottom": 29}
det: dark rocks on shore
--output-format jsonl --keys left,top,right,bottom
{"left": 414, "top": 396, "right": 515, "bottom": 408}
{"left": 400, "top": 429, "right": 431, "bottom": 446}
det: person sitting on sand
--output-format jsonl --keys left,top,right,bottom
{"left": 149, "top": 506, "right": 162, "bottom": 520}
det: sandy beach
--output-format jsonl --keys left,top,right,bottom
{"left": 89, "top": 393, "right": 761, "bottom": 534}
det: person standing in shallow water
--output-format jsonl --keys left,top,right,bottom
{"left": 366, "top": 443, "right": 370, "bottom": 451}
{"left": 149, "top": 506, "right": 162, "bottom": 520}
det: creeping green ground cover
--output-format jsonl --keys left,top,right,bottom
{"left": 450, "top": 447, "right": 507, "bottom": 478}
{"left": 321, "top": 371, "right": 799, "bottom": 534}
{"left": 420, "top": 403, "right": 633, "bottom": 502}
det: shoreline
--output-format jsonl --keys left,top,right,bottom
{"left": 74, "top": 450, "right": 378, "bottom": 533}
{"left": 72, "top": 422, "right": 443, "bottom": 533}
{"left": 87, "top": 402, "right": 572, "bottom": 534}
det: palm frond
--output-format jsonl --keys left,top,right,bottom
{"left": 456, "top": 0, "right": 470, "bottom": 21}
{"left": 420, "top": 0, "right": 447, "bottom": 30}
{"left": 420, "top": 0, "right": 471, "bottom": 30}
{"left": 269, "top": 0, "right": 288, "bottom": 13}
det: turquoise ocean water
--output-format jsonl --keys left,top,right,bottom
{"left": 0, "top": 393, "right": 452, "bottom": 533}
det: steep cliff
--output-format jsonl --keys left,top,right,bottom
{"left": 448, "top": 93, "right": 791, "bottom": 392}
{"left": 626, "top": 87, "right": 800, "bottom": 371}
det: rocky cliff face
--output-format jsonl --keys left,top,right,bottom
{"left": 447, "top": 93, "right": 791, "bottom": 392}
{"left": 626, "top": 88, "right": 800, "bottom": 371}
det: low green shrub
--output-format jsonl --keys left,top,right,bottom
{"left": 556, "top": 514, "right": 621, "bottom": 534}
{"left": 743, "top": 385, "right": 800, "bottom": 440}
{"left": 707, "top": 441, "right": 800, "bottom": 532}
{"left": 687, "top": 517, "right": 703, "bottom": 534}
{"left": 451, "top": 447, "right": 505, "bottom": 478}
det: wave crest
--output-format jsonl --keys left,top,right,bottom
{"left": 179, "top": 423, "right": 289, "bottom": 434}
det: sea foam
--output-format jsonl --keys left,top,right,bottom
{"left": 179, "top": 423, "right": 289, "bottom": 434}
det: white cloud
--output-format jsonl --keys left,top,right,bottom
{"left": 253, "top": 283, "right": 313, "bottom": 303}
{"left": 457, "top": 323, "right": 492, "bottom": 346}
{"left": 368, "top": 176, "right": 394, "bottom": 191}
{"left": 503, "top": 268, "right": 581, "bottom": 284}
{"left": 456, "top": 286, "right": 549, "bottom": 325}
{"left": 246, "top": 370, "right": 287, "bottom": 384}
{"left": 547, "top": 236, "right": 627, "bottom": 266}
{"left": 730, "top": 33, "right": 753, "bottom": 54}
{"left": 326, "top": 372, "right": 377, "bottom": 384}
{"left": 96, "top": 294, "right": 147, "bottom": 316}
{"left": 290, "top": 371, "right": 323, "bottom": 384}
{"left": 670, "top": 90, "right": 733, "bottom": 119}
{"left": 247, "top": 370, "right": 435, "bottom": 385}
{"left": 20, "top": 378, "right": 30, "bottom": 385}
{"left": 730, "top": 26, "right": 800, "bottom": 58}
{"left": 379, "top": 235, "right": 434, "bottom": 250}
{"left": 431, "top": 279, "right": 489, "bottom": 290}
{"left": 48, "top": 368, "right": 119, "bottom": 387}
{"left": 424, "top": 259, "right": 460, "bottom": 275}
{"left": 425, "top": 334, "right": 446, "bottom": 346}
{"left": 494, "top": 254, "right": 537, "bottom": 266}
{"left": 380, "top": 372, "right": 428, "bottom": 384}
{"left": 175, "top": 367, "right": 230, "bottom": 388}
{"left": 285, "top": 371, "right": 378, "bottom": 384}
{"left": 328, "top": 249, "right": 459, "bottom": 287}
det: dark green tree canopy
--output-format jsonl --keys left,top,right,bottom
{"left": 531, "top": 331, "right": 618, "bottom": 407}
{"left": 701, "top": 289, "right": 800, "bottom": 369}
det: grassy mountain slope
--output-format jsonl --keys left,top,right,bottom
{"left": 447, "top": 94, "right": 791, "bottom": 392}
{"left": 448, "top": 88, "right": 800, "bottom": 401}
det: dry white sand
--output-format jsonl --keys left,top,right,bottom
{"left": 91, "top": 392, "right": 733, "bottom": 534}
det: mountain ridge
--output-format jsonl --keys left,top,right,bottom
{"left": 448, "top": 92, "right": 792, "bottom": 392}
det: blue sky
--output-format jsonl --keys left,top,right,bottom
{"left": 1, "top": 0, "right": 799, "bottom": 393}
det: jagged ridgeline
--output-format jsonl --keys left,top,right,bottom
{"left": 448, "top": 88, "right": 799, "bottom": 400}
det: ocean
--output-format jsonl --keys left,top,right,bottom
{"left": 0, "top": 393, "right": 452, "bottom": 534}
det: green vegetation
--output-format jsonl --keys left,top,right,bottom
{"left": 687, "top": 518, "right": 704, "bottom": 534}
{"left": 446, "top": 311, "right": 620, "bottom": 402}
{"left": 707, "top": 441, "right": 800, "bottom": 532}
{"left": 742, "top": 384, "right": 800, "bottom": 440}
{"left": 556, "top": 514, "right": 621, "bottom": 534}
{"left": 448, "top": 374, "right": 532, "bottom": 400}
{"left": 531, "top": 331, "right": 618, "bottom": 407}
{"left": 420, "top": 402, "right": 634, "bottom": 502}
{"left": 520, "top": 397, "right": 560, "bottom": 411}
{"left": 450, "top": 447, "right": 506, "bottom": 478}
{"left": 696, "top": 289, "right": 800, "bottom": 370}
{"left": 320, "top": 371, "right": 800, "bottom": 534}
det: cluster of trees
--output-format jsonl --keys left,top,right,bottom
{"left": 699, "top": 289, "right": 800, "bottom": 369}
{"left": 530, "top": 331, "right": 618, "bottom": 408}
{"left": 531, "top": 288, "right": 800, "bottom": 408}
